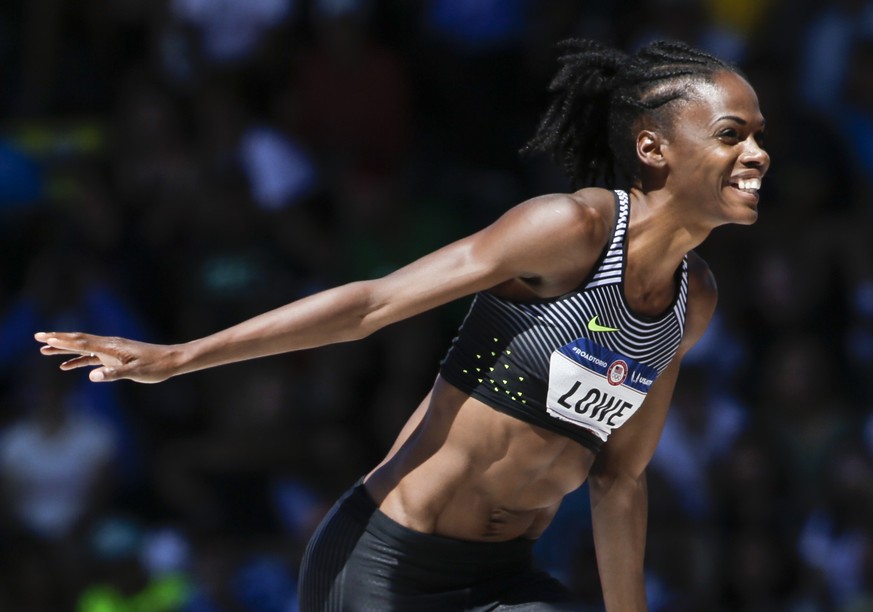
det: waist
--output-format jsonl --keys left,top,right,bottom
{"left": 367, "top": 378, "right": 596, "bottom": 541}
{"left": 349, "top": 483, "right": 536, "bottom": 570}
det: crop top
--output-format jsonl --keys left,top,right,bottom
{"left": 439, "top": 190, "right": 689, "bottom": 452}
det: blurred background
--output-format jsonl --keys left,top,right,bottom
{"left": 0, "top": 0, "right": 872, "bottom": 610}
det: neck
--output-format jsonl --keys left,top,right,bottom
{"left": 626, "top": 186, "right": 712, "bottom": 262}
{"left": 621, "top": 187, "right": 709, "bottom": 312}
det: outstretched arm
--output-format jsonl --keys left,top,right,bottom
{"left": 587, "top": 253, "right": 717, "bottom": 611}
{"left": 36, "top": 191, "right": 612, "bottom": 384}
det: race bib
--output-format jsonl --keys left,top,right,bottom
{"left": 546, "top": 338, "right": 659, "bottom": 442}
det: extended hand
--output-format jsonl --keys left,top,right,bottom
{"left": 34, "top": 331, "right": 178, "bottom": 383}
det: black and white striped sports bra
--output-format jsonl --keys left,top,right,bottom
{"left": 439, "top": 190, "right": 689, "bottom": 452}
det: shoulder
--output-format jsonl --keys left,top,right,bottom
{"left": 680, "top": 251, "right": 718, "bottom": 352}
{"left": 686, "top": 251, "right": 718, "bottom": 305}
{"left": 470, "top": 187, "right": 617, "bottom": 292}
{"left": 499, "top": 187, "right": 615, "bottom": 245}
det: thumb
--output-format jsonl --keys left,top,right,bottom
{"left": 89, "top": 366, "right": 119, "bottom": 383}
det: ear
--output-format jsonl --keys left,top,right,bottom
{"left": 636, "top": 130, "right": 667, "bottom": 170}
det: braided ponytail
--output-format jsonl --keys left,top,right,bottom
{"left": 523, "top": 39, "right": 735, "bottom": 188}
{"left": 521, "top": 39, "right": 633, "bottom": 188}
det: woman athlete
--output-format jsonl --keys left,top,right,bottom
{"left": 36, "top": 39, "right": 768, "bottom": 610}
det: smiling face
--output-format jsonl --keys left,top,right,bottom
{"left": 656, "top": 70, "right": 770, "bottom": 226}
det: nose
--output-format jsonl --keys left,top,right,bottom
{"left": 741, "top": 136, "right": 769, "bottom": 172}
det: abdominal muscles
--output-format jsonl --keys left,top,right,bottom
{"left": 366, "top": 377, "right": 598, "bottom": 542}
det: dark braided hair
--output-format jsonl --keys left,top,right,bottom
{"left": 522, "top": 39, "right": 736, "bottom": 188}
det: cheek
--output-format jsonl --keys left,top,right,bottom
{"left": 671, "top": 135, "right": 725, "bottom": 168}
{"left": 702, "top": 149, "right": 736, "bottom": 179}
{"left": 682, "top": 148, "right": 723, "bottom": 178}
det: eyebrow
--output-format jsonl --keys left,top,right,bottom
{"left": 714, "top": 115, "right": 766, "bottom": 127}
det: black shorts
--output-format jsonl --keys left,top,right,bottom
{"left": 298, "top": 481, "right": 580, "bottom": 611}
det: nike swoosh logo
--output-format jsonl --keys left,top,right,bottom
{"left": 587, "top": 315, "right": 619, "bottom": 333}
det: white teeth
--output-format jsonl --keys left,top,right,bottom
{"left": 736, "top": 178, "right": 761, "bottom": 191}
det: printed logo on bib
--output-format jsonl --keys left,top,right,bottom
{"left": 606, "top": 360, "right": 628, "bottom": 386}
{"left": 545, "top": 338, "right": 659, "bottom": 442}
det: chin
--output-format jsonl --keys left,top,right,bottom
{"left": 721, "top": 188, "right": 760, "bottom": 225}
{"left": 719, "top": 191, "right": 760, "bottom": 225}
{"left": 713, "top": 205, "right": 758, "bottom": 228}
{"left": 729, "top": 209, "right": 758, "bottom": 226}
{"left": 738, "top": 204, "right": 759, "bottom": 224}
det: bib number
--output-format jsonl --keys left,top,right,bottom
{"left": 546, "top": 339, "right": 658, "bottom": 442}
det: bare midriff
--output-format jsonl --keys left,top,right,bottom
{"left": 364, "top": 376, "right": 597, "bottom": 542}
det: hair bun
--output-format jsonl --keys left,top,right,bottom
{"left": 553, "top": 39, "right": 630, "bottom": 96}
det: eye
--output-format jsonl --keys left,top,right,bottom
{"left": 717, "top": 128, "right": 740, "bottom": 143}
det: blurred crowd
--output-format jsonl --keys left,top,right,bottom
{"left": 1, "top": 0, "right": 872, "bottom": 610}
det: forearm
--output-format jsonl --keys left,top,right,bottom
{"left": 588, "top": 469, "right": 648, "bottom": 611}
{"left": 174, "top": 280, "right": 381, "bottom": 376}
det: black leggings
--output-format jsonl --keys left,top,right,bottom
{"left": 298, "top": 481, "right": 580, "bottom": 611}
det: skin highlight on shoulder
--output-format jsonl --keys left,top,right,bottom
{"left": 526, "top": 188, "right": 615, "bottom": 258}
{"left": 486, "top": 189, "right": 616, "bottom": 299}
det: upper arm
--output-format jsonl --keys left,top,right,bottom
{"left": 360, "top": 191, "right": 611, "bottom": 332}
{"left": 591, "top": 252, "right": 718, "bottom": 480}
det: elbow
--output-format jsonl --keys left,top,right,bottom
{"left": 587, "top": 459, "right": 646, "bottom": 500}
{"left": 345, "top": 280, "right": 391, "bottom": 341}
{"left": 588, "top": 468, "right": 648, "bottom": 514}
{"left": 587, "top": 467, "right": 618, "bottom": 499}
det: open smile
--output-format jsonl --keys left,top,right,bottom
{"left": 726, "top": 176, "right": 761, "bottom": 203}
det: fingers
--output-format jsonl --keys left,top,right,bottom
{"left": 59, "top": 359, "right": 118, "bottom": 382}
{"left": 59, "top": 354, "right": 103, "bottom": 370}
{"left": 36, "top": 332, "right": 80, "bottom": 354}
{"left": 40, "top": 345, "right": 86, "bottom": 357}
{"left": 36, "top": 331, "right": 111, "bottom": 361}
{"left": 36, "top": 331, "right": 158, "bottom": 384}
{"left": 35, "top": 331, "right": 96, "bottom": 352}
{"left": 37, "top": 332, "right": 124, "bottom": 382}
{"left": 57, "top": 354, "right": 122, "bottom": 382}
